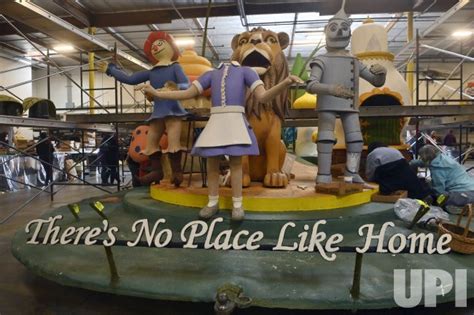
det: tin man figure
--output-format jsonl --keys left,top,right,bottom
{"left": 306, "top": 0, "right": 386, "bottom": 184}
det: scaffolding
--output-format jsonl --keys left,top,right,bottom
{"left": 408, "top": 30, "right": 474, "bottom": 160}
{"left": 0, "top": 14, "right": 148, "bottom": 223}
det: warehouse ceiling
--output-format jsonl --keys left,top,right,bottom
{"left": 0, "top": 0, "right": 472, "bottom": 71}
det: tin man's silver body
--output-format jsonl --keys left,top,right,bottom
{"left": 306, "top": 3, "right": 386, "bottom": 184}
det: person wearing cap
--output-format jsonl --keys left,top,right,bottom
{"left": 415, "top": 144, "right": 474, "bottom": 207}
{"left": 366, "top": 142, "right": 431, "bottom": 199}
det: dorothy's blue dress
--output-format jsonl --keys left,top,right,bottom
{"left": 106, "top": 63, "right": 189, "bottom": 121}
{"left": 190, "top": 62, "right": 263, "bottom": 157}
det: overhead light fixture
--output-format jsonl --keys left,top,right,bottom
{"left": 175, "top": 38, "right": 195, "bottom": 47}
{"left": 452, "top": 30, "right": 472, "bottom": 38}
{"left": 53, "top": 44, "right": 75, "bottom": 52}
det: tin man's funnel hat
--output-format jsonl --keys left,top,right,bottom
{"left": 329, "top": 0, "right": 351, "bottom": 24}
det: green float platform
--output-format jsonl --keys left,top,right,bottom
{"left": 11, "top": 186, "right": 474, "bottom": 311}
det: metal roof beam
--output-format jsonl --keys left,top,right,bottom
{"left": 236, "top": 0, "right": 249, "bottom": 30}
{"left": 23, "top": 32, "right": 84, "bottom": 64}
{"left": 103, "top": 27, "right": 148, "bottom": 63}
{"left": 52, "top": 0, "right": 92, "bottom": 27}
{"left": 64, "top": 1, "right": 436, "bottom": 28}
{"left": 0, "top": 41, "right": 26, "bottom": 55}
{"left": 89, "top": 5, "right": 236, "bottom": 27}
{"left": 417, "top": 115, "right": 474, "bottom": 130}
{"left": 422, "top": 44, "right": 474, "bottom": 62}
{"left": 9, "top": 0, "right": 150, "bottom": 70}
{"left": 65, "top": 105, "right": 474, "bottom": 125}
{"left": 147, "top": 24, "right": 160, "bottom": 31}
{"left": 287, "top": 105, "right": 474, "bottom": 119}
{"left": 0, "top": 20, "right": 38, "bottom": 36}
{"left": 394, "top": 0, "right": 470, "bottom": 64}
{"left": 0, "top": 20, "right": 84, "bottom": 64}
{"left": 0, "top": 115, "right": 115, "bottom": 132}
{"left": 287, "top": 13, "right": 298, "bottom": 59}
{"left": 0, "top": 1, "right": 460, "bottom": 30}
{"left": 192, "top": 18, "right": 219, "bottom": 60}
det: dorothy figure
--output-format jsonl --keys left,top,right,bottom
{"left": 136, "top": 61, "right": 302, "bottom": 220}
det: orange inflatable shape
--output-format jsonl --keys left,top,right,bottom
{"left": 178, "top": 49, "right": 212, "bottom": 96}
{"left": 178, "top": 49, "right": 212, "bottom": 76}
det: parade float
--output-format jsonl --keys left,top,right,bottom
{"left": 10, "top": 3, "right": 474, "bottom": 314}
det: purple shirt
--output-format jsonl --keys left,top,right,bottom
{"left": 193, "top": 62, "right": 263, "bottom": 107}
{"left": 106, "top": 63, "right": 189, "bottom": 120}
{"left": 190, "top": 62, "right": 262, "bottom": 158}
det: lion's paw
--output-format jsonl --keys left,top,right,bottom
{"left": 242, "top": 174, "right": 251, "bottom": 188}
{"left": 263, "top": 172, "right": 289, "bottom": 188}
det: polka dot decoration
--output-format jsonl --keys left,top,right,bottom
{"left": 128, "top": 125, "right": 150, "bottom": 163}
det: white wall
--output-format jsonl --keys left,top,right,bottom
{"left": 0, "top": 56, "right": 32, "bottom": 100}
{"left": 32, "top": 67, "right": 143, "bottom": 110}
{"left": 413, "top": 63, "right": 474, "bottom": 104}
{"left": 0, "top": 57, "right": 33, "bottom": 141}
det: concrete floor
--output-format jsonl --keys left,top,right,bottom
{"left": 1, "top": 179, "right": 473, "bottom": 315}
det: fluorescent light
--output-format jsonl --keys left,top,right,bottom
{"left": 452, "top": 30, "right": 472, "bottom": 38}
{"left": 53, "top": 44, "right": 75, "bottom": 52}
{"left": 174, "top": 38, "right": 195, "bottom": 47}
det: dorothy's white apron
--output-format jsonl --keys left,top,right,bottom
{"left": 194, "top": 105, "right": 251, "bottom": 148}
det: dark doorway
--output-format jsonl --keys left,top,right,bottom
{"left": 360, "top": 94, "right": 403, "bottom": 145}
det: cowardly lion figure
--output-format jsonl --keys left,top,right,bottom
{"left": 231, "top": 27, "right": 291, "bottom": 188}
